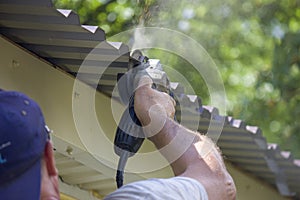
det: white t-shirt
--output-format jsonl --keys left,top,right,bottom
{"left": 104, "top": 176, "right": 208, "bottom": 200}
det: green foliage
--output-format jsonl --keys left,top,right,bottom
{"left": 53, "top": 0, "right": 147, "bottom": 35}
{"left": 53, "top": 0, "right": 300, "bottom": 157}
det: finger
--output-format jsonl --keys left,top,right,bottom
{"left": 164, "top": 93, "right": 176, "bottom": 107}
{"left": 170, "top": 96, "right": 176, "bottom": 107}
{"left": 136, "top": 75, "right": 153, "bottom": 89}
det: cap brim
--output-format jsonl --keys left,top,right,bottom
{"left": 0, "top": 159, "right": 41, "bottom": 199}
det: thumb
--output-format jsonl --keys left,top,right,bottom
{"left": 136, "top": 75, "right": 153, "bottom": 90}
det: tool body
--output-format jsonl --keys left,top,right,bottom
{"left": 114, "top": 52, "right": 174, "bottom": 188}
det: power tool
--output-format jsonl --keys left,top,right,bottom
{"left": 114, "top": 50, "right": 174, "bottom": 188}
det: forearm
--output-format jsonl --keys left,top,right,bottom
{"left": 148, "top": 118, "right": 203, "bottom": 175}
{"left": 148, "top": 118, "right": 236, "bottom": 200}
{"left": 134, "top": 76, "right": 236, "bottom": 199}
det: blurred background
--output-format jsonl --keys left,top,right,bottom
{"left": 53, "top": 0, "right": 300, "bottom": 158}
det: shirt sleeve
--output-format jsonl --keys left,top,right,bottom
{"left": 104, "top": 176, "right": 208, "bottom": 200}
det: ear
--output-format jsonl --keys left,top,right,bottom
{"left": 44, "top": 141, "right": 58, "bottom": 176}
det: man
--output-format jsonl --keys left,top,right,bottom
{"left": 105, "top": 76, "right": 236, "bottom": 199}
{"left": 0, "top": 76, "right": 236, "bottom": 199}
{"left": 0, "top": 90, "right": 60, "bottom": 199}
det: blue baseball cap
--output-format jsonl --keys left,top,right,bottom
{"left": 0, "top": 90, "right": 50, "bottom": 199}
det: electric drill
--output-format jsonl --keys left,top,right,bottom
{"left": 114, "top": 50, "right": 174, "bottom": 188}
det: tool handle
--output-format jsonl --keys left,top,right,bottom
{"left": 114, "top": 95, "right": 145, "bottom": 157}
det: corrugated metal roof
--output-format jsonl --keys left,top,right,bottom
{"left": 0, "top": 0, "right": 129, "bottom": 96}
{"left": 1, "top": 0, "right": 299, "bottom": 198}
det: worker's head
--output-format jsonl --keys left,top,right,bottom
{"left": 0, "top": 91, "right": 59, "bottom": 199}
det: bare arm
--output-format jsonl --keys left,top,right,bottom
{"left": 134, "top": 76, "right": 236, "bottom": 200}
